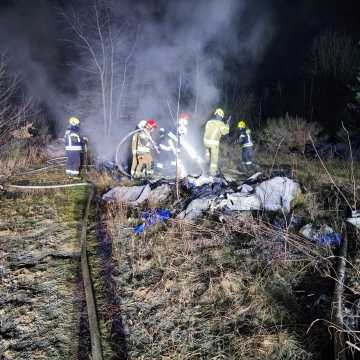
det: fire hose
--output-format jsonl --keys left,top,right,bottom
{"left": 115, "top": 129, "right": 142, "bottom": 178}
{"left": 1, "top": 179, "right": 104, "bottom": 360}
{"left": 115, "top": 128, "right": 159, "bottom": 178}
{"left": 114, "top": 129, "right": 203, "bottom": 178}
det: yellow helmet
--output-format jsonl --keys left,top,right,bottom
{"left": 214, "top": 108, "right": 225, "bottom": 118}
{"left": 69, "top": 117, "right": 80, "bottom": 126}
{"left": 238, "top": 120, "right": 246, "bottom": 129}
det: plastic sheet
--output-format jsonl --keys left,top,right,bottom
{"left": 300, "top": 224, "right": 342, "bottom": 247}
{"left": 134, "top": 209, "right": 172, "bottom": 235}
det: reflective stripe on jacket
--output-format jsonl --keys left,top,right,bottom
{"left": 64, "top": 127, "right": 83, "bottom": 151}
{"left": 203, "top": 119, "right": 229, "bottom": 147}
{"left": 239, "top": 128, "right": 253, "bottom": 148}
{"left": 132, "top": 130, "right": 153, "bottom": 155}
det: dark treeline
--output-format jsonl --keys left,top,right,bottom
{"left": 224, "top": 0, "right": 360, "bottom": 135}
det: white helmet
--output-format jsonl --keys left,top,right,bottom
{"left": 137, "top": 120, "right": 147, "bottom": 129}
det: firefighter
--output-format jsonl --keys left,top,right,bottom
{"left": 178, "top": 112, "right": 190, "bottom": 137}
{"left": 238, "top": 120, "right": 254, "bottom": 170}
{"left": 131, "top": 119, "right": 158, "bottom": 178}
{"left": 155, "top": 128, "right": 173, "bottom": 175}
{"left": 203, "top": 108, "right": 229, "bottom": 176}
{"left": 64, "top": 117, "right": 86, "bottom": 177}
{"left": 160, "top": 112, "right": 191, "bottom": 177}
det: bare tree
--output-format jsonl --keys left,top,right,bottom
{"left": 61, "top": 0, "right": 139, "bottom": 139}
{"left": 0, "top": 57, "right": 33, "bottom": 147}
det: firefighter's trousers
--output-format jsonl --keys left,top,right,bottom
{"left": 205, "top": 145, "right": 219, "bottom": 176}
{"left": 242, "top": 146, "right": 253, "bottom": 165}
{"left": 66, "top": 150, "right": 81, "bottom": 176}
{"left": 131, "top": 153, "right": 153, "bottom": 178}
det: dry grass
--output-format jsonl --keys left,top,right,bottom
{"left": 105, "top": 203, "right": 338, "bottom": 359}
{"left": 259, "top": 114, "right": 322, "bottom": 155}
{"left": 0, "top": 184, "right": 88, "bottom": 360}
{"left": 0, "top": 139, "right": 46, "bottom": 178}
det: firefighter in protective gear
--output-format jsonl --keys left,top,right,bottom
{"left": 155, "top": 112, "right": 190, "bottom": 177}
{"left": 238, "top": 120, "right": 254, "bottom": 168}
{"left": 155, "top": 128, "right": 171, "bottom": 175}
{"left": 131, "top": 119, "right": 158, "bottom": 178}
{"left": 203, "top": 108, "right": 229, "bottom": 175}
{"left": 64, "top": 117, "right": 86, "bottom": 177}
{"left": 178, "top": 112, "right": 190, "bottom": 136}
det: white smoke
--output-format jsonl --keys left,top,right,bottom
{"left": 0, "top": 0, "right": 274, "bottom": 160}
{"left": 63, "top": 0, "right": 274, "bottom": 159}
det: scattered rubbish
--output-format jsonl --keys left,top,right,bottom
{"left": 255, "top": 177, "right": 301, "bottom": 212}
{"left": 102, "top": 175, "right": 301, "bottom": 223}
{"left": 102, "top": 184, "right": 151, "bottom": 205}
{"left": 187, "top": 176, "right": 214, "bottom": 188}
{"left": 134, "top": 209, "right": 172, "bottom": 235}
{"left": 177, "top": 176, "right": 302, "bottom": 222}
{"left": 178, "top": 196, "right": 216, "bottom": 221}
{"left": 148, "top": 184, "right": 173, "bottom": 205}
{"left": 214, "top": 192, "right": 261, "bottom": 211}
{"left": 133, "top": 223, "right": 146, "bottom": 235}
{"left": 346, "top": 210, "right": 360, "bottom": 230}
{"left": 237, "top": 184, "right": 253, "bottom": 193}
{"left": 190, "top": 182, "right": 225, "bottom": 200}
{"left": 300, "top": 224, "right": 342, "bottom": 246}
{"left": 243, "top": 172, "right": 264, "bottom": 185}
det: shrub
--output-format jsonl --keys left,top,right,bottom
{"left": 260, "top": 114, "right": 322, "bottom": 154}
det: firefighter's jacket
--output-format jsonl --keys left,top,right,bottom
{"left": 159, "top": 132, "right": 176, "bottom": 154}
{"left": 64, "top": 126, "right": 83, "bottom": 151}
{"left": 132, "top": 130, "right": 154, "bottom": 155}
{"left": 239, "top": 128, "right": 253, "bottom": 148}
{"left": 203, "top": 119, "right": 229, "bottom": 147}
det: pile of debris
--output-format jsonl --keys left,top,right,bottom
{"left": 102, "top": 173, "right": 301, "bottom": 219}
{"left": 102, "top": 173, "right": 348, "bottom": 249}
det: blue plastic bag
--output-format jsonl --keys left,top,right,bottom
{"left": 318, "top": 232, "right": 342, "bottom": 247}
{"left": 134, "top": 209, "right": 171, "bottom": 235}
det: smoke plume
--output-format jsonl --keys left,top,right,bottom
{"left": 0, "top": 0, "right": 274, "bottom": 159}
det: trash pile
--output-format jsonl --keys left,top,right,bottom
{"left": 102, "top": 174, "right": 302, "bottom": 227}
{"left": 347, "top": 210, "right": 360, "bottom": 229}
{"left": 299, "top": 224, "right": 342, "bottom": 247}
{"left": 101, "top": 173, "right": 342, "bottom": 246}
{"left": 178, "top": 176, "right": 301, "bottom": 221}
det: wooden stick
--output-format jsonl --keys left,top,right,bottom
{"left": 175, "top": 71, "right": 182, "bottom": 200}
{"left": 331, "top": 227, "right": 348, "bottom": 360}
